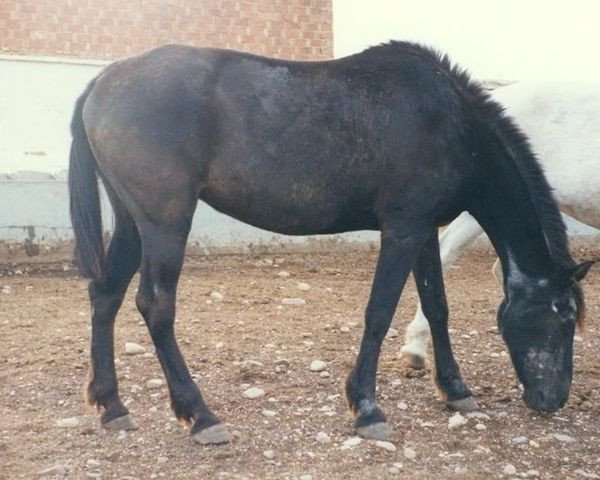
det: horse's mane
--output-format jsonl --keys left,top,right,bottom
{"left": 365, "top": 41, "right": 575, "bottom": 270}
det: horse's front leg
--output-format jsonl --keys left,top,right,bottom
{"left": 400, "top": 211, "right": 483, "bottom": 369}
{"left": 345, "top": 225, "right": 431, "bottom": 440}
{"left": 413, "top": 231, "right": 478, "bottom": 411}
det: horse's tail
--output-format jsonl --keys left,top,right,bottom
{"left": 68, "top": 79, "right": 104, "bottom": 280}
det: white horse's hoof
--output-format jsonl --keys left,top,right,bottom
{"left": 400, "top": 353, "right": 426, "bottom": 370}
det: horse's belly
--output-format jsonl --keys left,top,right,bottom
{"left": 200, "top": 179, "right": 378, "bottom": 235}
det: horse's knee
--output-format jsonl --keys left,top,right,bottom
{"left": 421, "top": 302, "right": 448, "bottom": 327}
{"left": 135, "top": 288, "right": 151, "bottom": 319}
{"left": 136, "top": 286, "right": 175, "bottom": 339}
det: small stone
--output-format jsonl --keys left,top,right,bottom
{"left": 277, "top": 270, "right": 291, "bottom": 278}
{"left": 56, "top": 417, "right": 80, "bottom": 427}
{"left": 386, "top": 328, "right": 399, "bottom": 339}
{"left": 375, "top": 440, "right": 397, "bottom": 452}
{"left": 240, "top": 359, "right": 263, "bottom": 369}
{"left": 274, "top": 360, "right": 290, "bottom": 374}
{"left": 403, "top": 447, "right": 417, "bottom": 460}
{"left": 281, "top": 297, "right": 306, "bottom": 305}
{"left": 215, "top": 341, "right": 224, "bottom": 349}
{"left": 210, "top": 291, "right": 224, "bottom": 300}
{"left": 261, "top": 409, "right": 277, "bottom": 417}
{"left": 466, "top": 412, "right": 490, "bottom": 421}
{"left": 475, "top": 423, "right": 487, "bottom": 431}
{"left": 397, "top": 402, "right": 408, "bottom": 410}
{"left": 526, "top": 470, "right": 540, "bottom": 478}
{"left": 389, "top": 467, "right": 401, "bottom": 474}
{"left": 528, "top": 440, "right": 540, "bottom": 448}
{"left": 157, "top": 457, "right": 168, "bottom": 464}
{"left": 297, "top": 282, "right": 311, "bottom": 291}
{"left": 574, "top": 469, "right": 600, "bottom": 479}
{"left": 339, "top": 326, "right": 351, "bottom": 333}
{"left": 86, "top": 459, "right": 101, "bottom": 468}
{"left": 1, "top": 286, "right": 11, "bottom": 294}
{"left": 38, "top": 465, "right": 66, "bottom": 476}
{"left": 316, "top": 432, "right": 330, "bottom": 444}
{"left": 553, "top": 433, "right": 576, "bottom": 443}
{"left": 392, "top": 462, "right": 403, "bottom": 469}
{"left": 300, "top": 475, "right": 313, "bottom": 480}
{"left": 242, "top": 387, "right": 265, "bottom": 399}
{"left": 125, "top": 342, "right": 146, "bottom": 355}
{"left": 342, "top": 436, "right": 362, "bottom": 448}
{"left": 512, "top": 436, "right": 528, "bottom": 445}
{"left": 503, "top": 464, "right": 517, "bottom": 476}
{"left": 490, "top": 352, "right": 500, "bottom": 358}
{"left": 448, "top": 413, "right": 468, "bottom": 429}
{"left": 310, "top": 360, "right": 328, "bottom": 372}
{"left": 145, "top": 379, "right": 163, "bottom": 389}
{"left": 263, "top": 450, "right": 275, "bottom": 459}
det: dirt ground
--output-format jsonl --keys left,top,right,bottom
{"left": 1, "top": 241, "right": 599, "bottom": 480}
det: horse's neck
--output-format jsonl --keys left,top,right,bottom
{"left": 470, "top": 158, "right": 556, "bottom": 282}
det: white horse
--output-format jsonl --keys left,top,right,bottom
{"left": 400, "top": 81, "right": 600, "bottom": 368}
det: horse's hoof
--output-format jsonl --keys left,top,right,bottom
{"left": 400, "top": 353, "right": 426, "bottom": 370}
{"left": 356, "top": 422, "right": 392, "bottom": 440}
{"left": 102, "top": 414, "right": 139, "bottom": 431}
{"left": 192, "top": 423, "right": 231, "bottom": 445}
{"left": 447, "top": 396, "right": 479, "bottom": 412}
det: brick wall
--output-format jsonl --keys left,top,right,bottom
{"left": 0, "top": 0, "right": 333, "bottom": 61}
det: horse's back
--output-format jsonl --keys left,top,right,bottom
{"left": 80, "top": 43, "right": 477, "bottom": 234}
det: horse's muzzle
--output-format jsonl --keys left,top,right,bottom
{"left": 522, "top": 383, "right": 569, "bottom": 413}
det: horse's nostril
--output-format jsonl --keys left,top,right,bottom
{"left": 536, "top": 390, "right": 545, "bottom": 405}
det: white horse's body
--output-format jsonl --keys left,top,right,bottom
{"left": 401, "top": 81, "right": 600, "bottom": 365}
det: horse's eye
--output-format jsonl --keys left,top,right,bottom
{"left": 551, "top": 298, "right": 576, "bottom": 323}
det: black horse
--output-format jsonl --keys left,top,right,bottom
{"left": 69, "top": 41, "right": 593, "bottom": 444}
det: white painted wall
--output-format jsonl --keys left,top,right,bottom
{"left": 333, "top": 0, "right": 600, "bottom": 82}
{"left": 0, "top": 56, "right": 106, "bottom": 175}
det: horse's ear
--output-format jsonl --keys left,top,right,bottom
{"left": 568, "top": 260, "right": 596, "bottom": 282}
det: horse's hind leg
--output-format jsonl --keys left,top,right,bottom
{"left": 87, "top": 195, "right": 141, "bottom": 430}
{"left": 135, "top": 217, "right": 229, "bottom": 445}
{"left": 412, "top": 231, "right": 478, "bottom": 412}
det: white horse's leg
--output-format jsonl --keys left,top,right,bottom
{"left": 492, "top": 258, "right": 503, "bottom": 286}
{"left": 400, "top": 211, "right": 484, "bottom": 368}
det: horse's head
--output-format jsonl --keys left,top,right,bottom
{"left": 498, "top": 261, "right": 594, "bottom": 413}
